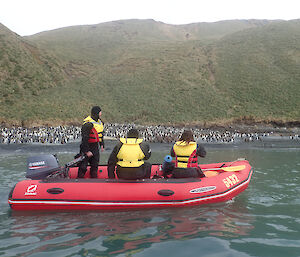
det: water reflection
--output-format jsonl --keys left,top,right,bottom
{"left": 8, "top": 199, "right": 254, "bottom": 256}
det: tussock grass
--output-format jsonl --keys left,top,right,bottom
{"left": 0, "top": 19, "right": 299, "bottom": 127}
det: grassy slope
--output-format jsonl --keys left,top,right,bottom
{"left": 214, "top": 20, "right": 300, "bottom": 121}
{"left": 0, "top": 23, "right": 69, "bottom": 123}
{"left": 1, "top": 19, "right": 299, "bottom": 126}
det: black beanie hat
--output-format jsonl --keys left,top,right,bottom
{"left": 91, "top": 106, "right": 101, "bottom": 116}
{"left": 127, "top": 128, "right": 139, "bottom": 138}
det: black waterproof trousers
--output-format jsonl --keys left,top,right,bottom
{"left": 77, "top": 143, "right": 100, "bottom": 178}
{"left": 171, "top": 167, "right": 205, "bottom": 178}
{"left": 115, "top": 162, "right": 152, "bottom": 180}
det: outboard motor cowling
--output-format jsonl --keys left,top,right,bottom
{"left": 26, "top": 155, "right": 61, "bottom": 180}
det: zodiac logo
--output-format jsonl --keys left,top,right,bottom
{"left": 25, "top": 185, "right": 38, "bottom": 195}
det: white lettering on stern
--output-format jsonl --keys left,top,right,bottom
{"left": 190, "top": 186, "right": 216, "bottom": 194}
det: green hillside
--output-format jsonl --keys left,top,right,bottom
{"left": 214, "top": 20, "right": 300, "bottom": 121}
{"left": 27, "top": 19, "right": 275, "bottom": 62}
{"left": 0, "top": 23, "right": 70, "bottom": 124}
{"left": 0, "top": 19, "right": 299, "bottom": 126}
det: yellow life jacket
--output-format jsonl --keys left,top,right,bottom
{"left": 173, "top": 141, "right": 198, "bottom": 168}
{"left": 117, "top": 138, "right": 145, "bottom": 167}
{"left": 83, "top": 116, "right": 104, "bottom": 143}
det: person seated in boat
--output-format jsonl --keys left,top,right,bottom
{"left": 170, "top": 129, "right": 206, "bottom": 178}
{"left": 107, "top": 128, "right": 152, "bottom": 179}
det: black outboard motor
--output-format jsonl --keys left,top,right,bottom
{"left": 26, "top": 154, "right": 62, "bottom": 180}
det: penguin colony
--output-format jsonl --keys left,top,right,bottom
{"left": 0, "top": 124, "right": 299, "bottom": 144}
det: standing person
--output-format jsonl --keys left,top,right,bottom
{"left": 170, "top": 129, "right": 206, "bottom": 178}
{"left": 107, "top": 129, "right": 151, "bottom": 179}
{"left": 77, "top": 106, "right": 104, "bottom": 178}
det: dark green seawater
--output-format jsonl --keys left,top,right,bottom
{"left": 0, "top": 141, "right": 299, "bottom": 257}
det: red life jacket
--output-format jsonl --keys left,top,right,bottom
{"left": 83, "top": 116, "right": 104, "bottom": 143}
{"left": 88, "top": 127, "right": 102, "bottom": 143}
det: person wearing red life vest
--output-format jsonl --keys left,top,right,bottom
{"left": 77, "top": 106, "right": 104, "bottom": 178}
{"left": 170, "top": 129, "right": 206, "bottom": 178}
{"left": 107, "top": 129, "right": 152, "bottom": 179}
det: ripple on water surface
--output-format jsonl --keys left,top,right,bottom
{"left": 0, "top": 146, "right": 300, "bottom": 257}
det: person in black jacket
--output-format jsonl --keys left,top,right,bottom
{"left": 108, "top": 129, "right": 151, "bottom": 179}
{"left": 77, "top": 106, "right": 104, "bottom": 178}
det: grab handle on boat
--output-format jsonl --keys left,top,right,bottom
{"left": 158, "top": 189, "right": 174, "bottom": 196}
{"left": 47, "top": 188, "right": 64, "bottom": 194}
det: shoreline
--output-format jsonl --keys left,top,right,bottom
{"left": 0, "top": 137, "right": 299, "bottom": 151}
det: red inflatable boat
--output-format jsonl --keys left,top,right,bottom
{"left": 8, "top": 157, "right": 253, "bottom": 211}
